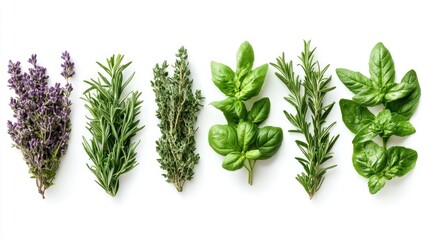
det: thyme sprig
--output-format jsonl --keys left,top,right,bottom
{"left": 271, "top": 41, "right": 339, "bottom": 199}
{"left": 152, "top": 47, "right": 203, "bottom": 192}
{"left": 82, "top": 55, "right": 143, "bottom": 196}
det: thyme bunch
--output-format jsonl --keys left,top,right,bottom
{"left": 151, "top": 47, "right": 203, "bottom": 192}
{"left": 271, "top": 41, "right": 339, "bottom": 199}
{"left": 82, "top": 55, "right": 143, "bottom": 196}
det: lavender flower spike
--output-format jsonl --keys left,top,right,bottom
{"left": 61, "top": 51, "right": 75, "bottom": 79}
{"left": 7, "top": 52, "right": 75, "bottom": 199}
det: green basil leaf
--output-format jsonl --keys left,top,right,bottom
{"left": 211, "top": 61, "right": 236, "bottom": 96}
{"left": 211, "top": 97, "right": 235, "bottom": 114}
{"left": 255, "top": 126, "right": 283, "bottom": 160}
{"left": 248, "top": 97, "right": 270, "bottom": 125}
{"left": 386, "top": 70, "right": 421, "bottom": 119}
{"left": 368, "top": 174, "right": 386, "bottom": 194}
{"left": 394, "top": 121, "right": 415, "bottom": 136}
{"left": 211, "top": 97, "right": 247, "bottom": 125}
{"left": 237, "top": 64, "right": 268, "bottom": 101}
{"left": 369, "top": 42, "right": 395, "bottom": 87}
{"left": 352, "top": 141, "right": 386, "bottom": 177}
{"left": 237, "top": 121, "right": 257, "bottom": 151}
{"left": 236, "top": 41, "right": 254, "bottom": 79}
{"left": 245, "top": 149, "right": 262, "bottom": 160}
{"left": 352, "top": 90, "right": 384, "bottom": 107}
{"left": 234, "top": 99, "right": 247, "bottom": 119}
{"left": 339, "top": 99, "right": 375, "bottom": 134}
{"left": 223, "top": 114, "right": 237, "bottom": 127}
{"left": 385, "top": 146, "right": 417, "bottom": 177}
{"left": 222, "top": 152, "right": 245, "bottom": 171}
{"left": 208, "top": 125, "right": 240, "bottom": 156}
{"left": 336, "top": 68, "right": 375, "bottom": 94}
{"left": 391, "top": 113, "right": 407, "bottom": 122}
{"left": 375, "top": 109, "right": 392, "bottom": 123}
{"left": 384, "top": 82, "right": 414, "bottom": 102}
{"left": 353, "top": 124, "right": 378, "bottom": 144}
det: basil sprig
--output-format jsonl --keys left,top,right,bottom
{"left": 208, "top": 41, "right": 283, "bottom": 185}
{"left": 337, "top": 43, "right": 420, "bottom": 194}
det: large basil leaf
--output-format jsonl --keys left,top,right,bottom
{"left": 352, "top": 141, "right": 386, "bottom": 177}
{"left": 352, "top": 90, "right": 384, "bottom": 107}
{"left": 237, "top": 64, "right": 268, "bottom": 101}
{"left": 208, "top": 125, "right": 240, "bottom": 156}
{"left": 222, "top": 152, "right": 245, "bottom": 171}
{"left": 336, "top": 68, "right": 374, "bottom": 94}
{"left": 353, "top": 124, "right": 378, "bottom": 144}
{"left": 237, "top": 121, "right": 257, "bottom": 151}
{"left": 369, "top": 42, "right": 395, "bottom": 87}
{"left": 387, "top": 70, "right": 421, "bottom": 119}
{"left": 248, "top": 97, "right": 270, "bottom": 125}
{"left": 368, "top": 174, "right": 386, "bottom": 194}
{"left": 384, "top": 82, "right": 414, "bottom": 102}
{"left": 211, "top": 61, "right": 236, "bottom": 96}
{"left": 339, "top": 99, "right": 375, "bottom": 134}
{"left": 385, "top": 146, "right": 417, "bottom": 177}
{"left": 255, "top": 126, "right": 283, "bottom": 160}
{"left": 211, "top": 97, "right": 247, "bottom": 125}
{"left": 236, "top": 41, "right": 254, "bottom": 80}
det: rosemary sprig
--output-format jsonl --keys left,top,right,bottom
{"left": 151, "top": 47, "right": 203, "bottom": 192}
{"left": 271, "top": 41, "right": 339, "bottom": 199}
{"left": 82, "top": 55, "right": 143, "bottom": 196}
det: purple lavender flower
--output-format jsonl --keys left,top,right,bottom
{"left": 60, "top": 51, "right": 75, "bottom": 79}
{"left": 7, "top": 52, "right": 75, "bottom": 199}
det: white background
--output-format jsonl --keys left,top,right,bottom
{"left": 1, "top": 0, "right": 428, "bottom": 239}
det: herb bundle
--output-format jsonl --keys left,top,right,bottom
{"left": 151, "top": 47, "right": 203, "bottom": 192}
{"left": 271, "top": 41, "right": 339, "bottom": 199}
{"left": 83, "top": 55, "right": 143, "bottom": 196}
{"left": 7, "top": 52, "right": 75, "bottom": 198}
{"left": 208, "top": 41, "right": 283, "bottom": 185}
{"left": 337, "top": 42, "right": 420, "bottom": 194}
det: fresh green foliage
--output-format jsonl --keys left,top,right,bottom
{"left": 337, "top": 42, "right": 420, "bottom": 194}
{"left": 208, "top": 41, "right": 283, "bottom": 185}
{"left": 151, "top": 47, "right": 203, "bottom": 192}
{"left": 82, "top": 55, "right": 143, "bottom": 196}
{"left": 271, "top": 40, "right": 339, "bottom": 199}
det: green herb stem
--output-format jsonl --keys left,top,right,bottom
{"left": 244, "top": 159, "right": 256, "bottom": 185}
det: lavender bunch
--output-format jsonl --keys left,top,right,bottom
{"left": 7, "top": 52, "right": 75, "bottom": 199}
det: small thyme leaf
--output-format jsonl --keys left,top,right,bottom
{"left": 82, "top": 54, "right": 143, "bottom": 197}
{"left": 151, "top": 47, "right": 203, "bottom": 192}
{"left": 271, "top": 40, "right": 339, "bottom": 199}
